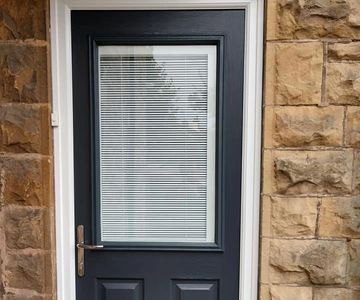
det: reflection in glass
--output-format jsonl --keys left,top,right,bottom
{"left": 98, "top": 45, "right": 216, "bottom": 243}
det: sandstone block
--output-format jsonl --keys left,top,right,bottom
{"left": 5, "top": 253, "right": 52, "bottom": 293}
{"left": 0, "top": 45, "right": 48, "bottom": 103}
{"left": 5, "top": 295, "right": 53, "bottom": 300}
{"left": 349, "top": 240, "right": 360, "bottom": 285}
{"left": 269, "top": 239, "right": 348, "bottom": 284}
{"left": 259, "top": 284, "right": 269, "bottom": 300}
{"left": 0, "top": 154, "right": 52, "bottom": 206}
{"left": 314, "top": 288, "right": 360, "bottom": 300}
{"left": 269, "top": 286, "right": 312, "bottom": 300}
{"left": 4, "top": 207, "right": 50, "bottom": 249}
{"left": 319, "top": 197, "right": 360, "bottom": 238}
{"left": 261, "top": 196, "right": 272, "bottom": 237}
{"left": 266, "top": 1, "right": 278, "bottom": 41}
{"left": 0, "top": 0, "right": 47, "bottom": 40}
{"left": 265, "top": 43, "right": 323, "bottom": 105}
{"left": 348, "top": 0, "right": 360, "bottom": 27}
{"left": 260, "top": 284, "right": 313, "bottom": 300}
{"left": 354, "top": 151, "right": 360, "bottom": 194}
{"left": 264, "top": 106, "right": 344, "bottom": 148}
{"left": 0, "top": 250, "right": 4, "bottom": 297}
{"left": 270, "top": 196, "right": 318, "bottom": 237}
{"left": 345, "top": 107, "right": 360, "bottom": 148}
{"left": 260, "top": 238, "right": 271, "bottom": 284}
{"left": 0, "top": 104, "right": 51, "bottom": 154}
{"left": 263, "top": 150, "right": 353, "bottom": 195}
{"left": 329, "top": 42, "right": 360, "bottom": 61}
{"left": 327, "top": 63, "right": 360, "bottom": 105}
{"left": 267, "top": 0, "right": 360, "bottom": 40}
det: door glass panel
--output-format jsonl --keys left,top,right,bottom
{"left": 98, "top": 45, "right": 216, "bottom": 244}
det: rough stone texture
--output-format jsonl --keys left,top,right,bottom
{"left": 329, "top": 42, "right": 360, "bottom": 61}
{"left": 327, "top": 63, "right": 360, "bottom": 105}
{"left": 4, "top": 206, "right": 50, "bottom": 250}
{"left": 314, "top": 288, "right": 360, "bottom": 300}
{"left": 0, "top": 249, "right": 4, "bottom": 298}
{"left": 4, "top": 295, "right": 53, "bottom": 300}
{"left": 262, "top": 1, "right": 360, "bottom": 299}
{"left": 264, "top": 150, "right": 353, "bottom": 195}
{"left": 265, "top": 42, "right": 323, "bottom": 105}
{"left": 348, "top": 240, "right": 360, "bottom": 285}
{"left": 0, "top": 0, "right": 47, "bottom": 40}
{"left": 269, "top": 286, "right": 312, "bottom": 300}
{"left": 346, "top": 106, "right": 360, "bottom": 147}
{"left": 319, "top": 197, "right": 360, "bottom": 238}
{"left": 0, "top": 155, "right": 52, "bottom": 206}
{"left": 259, "top": 284, "right": 270, "bottom": 300}
{"left": 0, "top": 1, "right": 54, "bottom": 300}
{"left": 354, "top": 150, "right": 360, "bottom": 194}
{"left": 270, "top": 196, "right": 318, "bottom": 237}
{"left": 0, "top": 45, "right": 48, "bottom": 103}
{"left": 264, "top": 106, "right": 344, "bottom": 148}
{"left": 5, "top": 253, "right": 52, "bottom": 293}
{"left": 0, "top": 104, "right": 51, "bottom": 154}
{"left": 267, "top": 0, "right": 360, "bottom": 40}
{"left": 260, "top": 285, "right": 313, "bottom": 300}
{"left": 269, "top": 239, "right": 348, "bottom": 285}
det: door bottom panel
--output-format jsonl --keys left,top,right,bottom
{"left": 172, "top": 280, "right": 218, "bottom": 300}
{"left": 97, "top": 279, "right": 144, "bottom": 300}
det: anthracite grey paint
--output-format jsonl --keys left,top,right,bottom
{"left": 72, "top": 10, "right": 245, "bottom": 300}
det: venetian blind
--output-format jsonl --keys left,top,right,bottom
{"left": 98, "top": 45, "right": 216, "bottom": 243}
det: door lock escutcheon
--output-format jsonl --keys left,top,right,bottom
{"left": 76, "top": 225, "right": 104, "bottom": 277}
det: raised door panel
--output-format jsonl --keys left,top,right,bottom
{"left": 173, "top": 280, "right": 218, "bottom": 300}
{"left": 97, "top": 280, "right": 143, "bottom": 300}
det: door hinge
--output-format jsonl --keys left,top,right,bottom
{"left": 51, "top": 113, "right": 59, "bottom": 127}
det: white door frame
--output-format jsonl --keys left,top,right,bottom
{"left": 50, "top": 1, "right": 263, "bottom": 299}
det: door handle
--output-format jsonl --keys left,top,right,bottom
{"left": 77, "top": 243, "right": 104, "bottom": 250}
{"left": 76, "top": 225, "right": 104, "bottom": 277}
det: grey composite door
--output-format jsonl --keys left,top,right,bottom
{"left": 72, "top": 10, "right": 245, "bottom": 300}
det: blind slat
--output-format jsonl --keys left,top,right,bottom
{"left": 99, "top": 45, "right": 216, "bottom": 243}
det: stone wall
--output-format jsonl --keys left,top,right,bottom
{"left": 1, "top": 1, "right": 360, "bottom": 300}
{"left": 261, "top": 0, "right": 360, "bottom": 299}
{"left": 0, "top": 1, "right": 55, "bottom": 299}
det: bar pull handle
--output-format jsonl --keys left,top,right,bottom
{"left": 76, "top": 225, "right": 104, "bottom": 277}
{"left": 77, "top": 243, "right": 104, "bottom": 250}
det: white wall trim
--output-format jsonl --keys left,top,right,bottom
{"left": 50, "top": 1, "right": 263, "bottom": 299}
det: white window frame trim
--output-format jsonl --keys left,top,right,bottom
{"left": 50, "top": 1, "right": 263, "bottom": 299}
